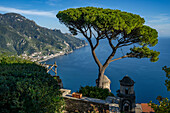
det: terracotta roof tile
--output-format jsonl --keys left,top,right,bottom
{"left": 141, "top": 103, "right": 154, "bottom": 112}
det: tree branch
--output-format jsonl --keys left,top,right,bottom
{"left": 83, "top": 26, "right": 88, "bottom": 36}
{"left": 78, "top": 27, "right": 90, "bottom": 40}
{"left": 108, "top": 38, "right": 115, "bottom": 49}
{"left": 88, "top": 25, "right": 92, "bottom": 38}
{"left": 118, "top": 42, "right": 134, "bottom": 48}
{"left": 110, "top": 54, "right": 136, "bottom": 62}
{"left": 94, "top": 39, "right": 99, "bottom": 50}
{"left": 102, "top": 50, "right": 116, "bottom": 69}
{"left": 105, "top": 32, "right": 115, "bottom": 49}
{"left": 79, "top": 27, "right": 103, "bottom": 70}
{"left": 92, "top": 31, "right": 97, "bottom": 39}
{"left": 87, "top": 39, "right": 102, "bottom": 70}
{"left": 101, "top": 31, "right": 121, "bottom": 68}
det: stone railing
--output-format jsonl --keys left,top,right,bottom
{"left": 60, "top": 89, "right": 120, "bottom": 113}
{"left": 63, "top": 94, "right": 109, "bottom": 113}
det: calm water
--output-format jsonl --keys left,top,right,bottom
{"left": 44, "top": 38, "right": 170, "bottom": 103}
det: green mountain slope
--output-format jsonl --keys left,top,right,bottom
{"left": 0, "top": 13, "right": 86, "bottom": 56}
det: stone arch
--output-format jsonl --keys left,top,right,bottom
{"left": 122, "top": 99, "right": 132, "bottom": 112}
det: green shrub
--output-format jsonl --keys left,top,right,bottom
{"left": 0, "top": 56, "right": 64, "bottom": 113}
{"left": 77, "top": 86, "right": 114, "bottom": 100}
{"left": 0, "top": 55, "right": 32, "bottom": 64}
{"left": 149, "top": 66, "right": 170, "bottom": 113}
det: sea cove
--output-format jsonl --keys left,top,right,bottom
{"left": 45, "top": 38, "right": 170, "bottom": 103}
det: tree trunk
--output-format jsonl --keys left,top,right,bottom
{"left": 97, "top": 69, "right": 105, "bottom": 88}
{"left": 96, "top": 62, "right": 111, "bottom": 91}
{"left": 85, "top": 37, "right": 113, "bottom": 89}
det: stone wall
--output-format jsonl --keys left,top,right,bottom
{"left": 120, "top": 85, "right": 134, "bottom": 94}
{"left": 63, "top": 96, "right": 109, "bottom": 113}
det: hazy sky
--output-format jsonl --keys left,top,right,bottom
{"left": 0, "top": 0, "right": 170, "bottom": 37}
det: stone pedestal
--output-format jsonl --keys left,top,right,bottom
{"left": 96, "top": 75, "right": 111, "bottom": 92}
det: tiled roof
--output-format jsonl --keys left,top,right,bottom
{"left": 120, "top": 75, "right": 135, "bottom": 86}
{"left": 141, "top": 103, "right": 154, "bottom": 112}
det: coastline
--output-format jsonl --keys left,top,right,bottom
{"left": 37, "top": 44, "right": 87, "bottom": 63}
{"left": 37, "top": 52, "right": 66, "bottom": 63}
{"left": 37, "top": 50, "right": 73, "bottom": 63}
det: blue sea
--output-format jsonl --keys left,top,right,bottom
{"left": 44, "top": 38, "right": 170, "bottom": 103}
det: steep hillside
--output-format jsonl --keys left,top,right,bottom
{"left": 0, "top": 13, "right": 86, "bottom": 56}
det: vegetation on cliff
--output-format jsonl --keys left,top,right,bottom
{"left": 0, "top": 56, "right": 64, "bottom": 113}
{"left": 0, "top": 13, "right": 86, "bottom": 56}
{"left": 78, "top": 86, "right": 114, "bottom": 100}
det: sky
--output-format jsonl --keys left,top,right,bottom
{"left": 0, "top": 0, "right": 170, "bottom": 38}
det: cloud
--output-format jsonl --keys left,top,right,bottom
{"left": 46, "top": 0, "right": 62, "bottom": 6}
{"left": 151, "top": 24, "right": 170, "bottom": 37}
{"left": 148, "top": 14, "right": 170, "bottom": 23}
{"left": 0, "top": 6, "right": 56, "bottom": 18}
{"left": 146, "top": 14, "right": 170, "bottom": 37}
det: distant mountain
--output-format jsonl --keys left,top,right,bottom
{"left": 0, "top": 13, "right": 86, "bottom": 56}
